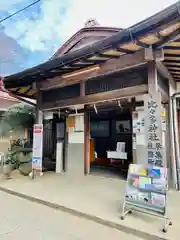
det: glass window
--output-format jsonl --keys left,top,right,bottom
{"left": 90, "top": 121, "right": 109, "bottom": 137}
{"left": 116, "top": 120, "right": 131, "bottom": 133}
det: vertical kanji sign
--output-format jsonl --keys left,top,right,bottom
{"left": 32, "top": 124, "right": 43, "bottom": 171}
{"left": 146, "top": 93, "right": 164, "bottom": 167}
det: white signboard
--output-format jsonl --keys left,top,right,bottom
{"left": 32, "top": 124, "right": 43, "bottom": 171}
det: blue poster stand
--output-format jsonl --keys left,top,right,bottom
{"left": 121, "top": 164, "right": 172, "bottom": 233}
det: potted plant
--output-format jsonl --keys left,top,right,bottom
{"left": 3, "top": 148, "right": 17, "bottom": 179}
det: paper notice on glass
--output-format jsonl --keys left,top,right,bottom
{"left": 136, "top": 134, "right": 145, "bottom": 145}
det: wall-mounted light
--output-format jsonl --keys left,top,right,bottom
{"left": 94, "top": 104, "right": 98, "bottom": 114}
{"left": 118, "top": 100, "right": 122, "bottom": 108}
{"left": 58, "top": 109, "right": 61, "bottom": 119}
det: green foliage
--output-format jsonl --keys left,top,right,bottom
{"left": 0, "top": 102, "right": 35, "bottom": 137}
{"left": 4, "top": 148, "right": 18, "bottom": 165}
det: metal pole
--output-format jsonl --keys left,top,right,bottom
{"left": 172, "top": 98, "right": 180, "bottom": 190}
{"left": 169, "top": 100, "right": 178, "bottom": 190}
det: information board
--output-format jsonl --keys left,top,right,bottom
{"left": 32, "top": 124, "right": 43, "bottom": 171}
{"left": 125, "top": 164, "right": 167, "bottom": 214}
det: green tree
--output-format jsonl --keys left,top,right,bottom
{"left": 0, "top": 102, "right": 35, "bottom": 137}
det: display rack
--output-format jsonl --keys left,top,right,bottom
{"left": 120, "top": 164, "right": 172, "bottom": 233}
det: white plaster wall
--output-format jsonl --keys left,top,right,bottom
{"left": 67, "top": 114, "right": 85, "bottom": 175}
{"left": 68, "top": 132, "right": 84, "bottom": 143}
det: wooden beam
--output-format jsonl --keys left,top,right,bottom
{"left": 64, "top": 101, "right": 144, "bottom": 114}
{"left": 40, "top": 50, "right": 146, "bottom": 91}
{"left": 80, "top": 81, "right": 85, "bottom": 97}
{"left": 148, "top": 61, "right": 169, "bottom": 102}
{"left": 148, "top": 61, "right": 158, "bottom": 93}
{"left": 40, "top": 85, "right": 148, "bottom": 110}
{"left": 155, "top": 29, "right": 180, "bottom": 49}
{"left": 156, "top": 61, "right": 176, "bottom": 90}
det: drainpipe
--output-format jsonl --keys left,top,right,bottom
{"left": 171, "top": 92, "right": 180, "bottom": 190}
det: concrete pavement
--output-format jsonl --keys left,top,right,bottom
{"left": 0, "top": 171, "right": 176, "bottom": 240}
{"left": 0, "top": 191, "right": 144, "bottom": 240}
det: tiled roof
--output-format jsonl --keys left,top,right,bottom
{"left": 3, "top": 1, "right": 180, "bottom": 99}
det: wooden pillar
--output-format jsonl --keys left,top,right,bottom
{"left": 35, "top": 108, "right": 43, "bottom": 124}
{"left": 147, "top": 61, "right": 158, "bottom": 93}
{"left": 80, "top": 81, "right": 90, "bottom": 175}
{"left": 35, "top": 87, "right": 43, "bottom": 124}
{"left": 146, "top": 60, "right": 164, "bottom": 167}
{"left": 63, "top": 117, "right": 68, "bottom": 172}
{"left": 84, "top": 107, "right": 90, "bottom": 175}
{"left": 32, "top": 87, "right": 43, "bottom": 178}
{"left": 80, "top": 80, "right": 85, "bottom": 96}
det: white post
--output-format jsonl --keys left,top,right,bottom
{"left": 172, "top": 97, "right": 180, "bottom": 189}
{"left": 30, "top": 89, "right": 43, "bottom": 179}
{"left": 169, "top": 82, "right": 178, "bottom": 189}
{"left": 56, "top": 142, "right": 63, "bottom": 173}
{"left": 146, "top": 61, "right": 164, "bottom": 167}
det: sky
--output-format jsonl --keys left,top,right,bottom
{"left": 0, "top": 0, "right": 178, "bottom": 76}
